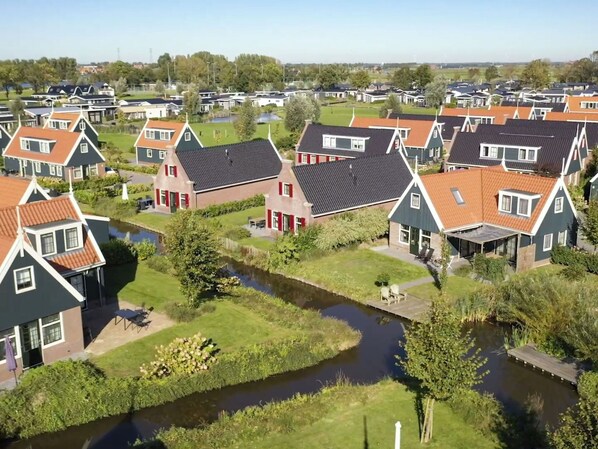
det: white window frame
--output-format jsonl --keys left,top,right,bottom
{"left": 49, "top": 165, "right": 56, "bottom": 176}
{"left": 20, "top": 138, "right": 30, "bottom": 151}
{"left": 410, "top": 193, "right": 421, "bottom": 209}
{"left": 282, "top": 183, "right": 291, "bottom": 197}
{"left": 554, "top": 197, "right": 563, "bottom": 214}
{"left": 517, "top": 197, "right": 531, "bottom": 217}
{"left": 40, "top": 312, "right": 64, "bottom": 348}
{"left": 34, "top": 162, "right": 41, "bottom": 173}
{"left": 159, "top": 151, "right": 166, "bottom": 160}
{"left": 160, "top": 131, "right": 168, "bottom": 140}
{"left": 79, "top": 121, "right": 86, "bottom": 130}
{"left": 40, "top": 141, "right": 50, "bottom": 154}
{"left": 295, "top": 216, "right": 303, "bottom": 233}
{"left": 145, "top": 129, "right": 155, "bottom": 139}
{"left": 557, "top": 230, "right": 567, "bottom": 246}
{"left": 59, "top": 121, "right": 68, "bottom": 130}
{"left": 14, "top": 266, "right": 35, "bottom": 294}
{"left": 184, "top": 131, "right": 191, "bottom": 141}
{"left": 301, "top": 153, "right": 308, "bottom": 164}
{"left": 433, "top": 129, "right": 438, "bottom": 138}
{"left": 421, "top": 230, "right": 432, "bottom": 248}
{"left": 518, "top": 147, "right": 538, "bottom": 162}
{"left": 543, "top": 233, "right": 553, "bottom": 252}
{"left": 56, "top": 165, "right": 63, "bottom": 177}
{"left": 0, "top": 327, "right": 19, "bottom": 364}
{"left": 351, "top": 138, "right": 365, "bottom": 151}
{"left": 499, "top": 194, "right": 512, "bottom": 213}
{"left": 80, "top": 142, "right": 88, "bottom": 153}
{"left": 160, "top": 190, "right": 167, "bottom": 205}
{"left": 399, "top": 224, "right": 410, "bottom": 244}
{"left": 40, "top": 232, "right": 56, "bottom": 256}
{"left": 89, "top": 164, "right": 98, "bottom": 176}
{"left": 179, "top": 192, "right": 187, "bottom": 209}
{"left": 73, "top": 166, "right": 83, "bottom": 179}
{"left": 146, "top": 148, "right": 153, "bottom": 158}
{"left": 64, "top": 227, "right": 82, "bottom": 251}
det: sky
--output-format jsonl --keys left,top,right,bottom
{"left": 2, "top": 0, "right": 597, "bottom": 64}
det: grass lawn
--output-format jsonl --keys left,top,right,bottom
{"left": 99, "top": 132, "right": 137, "bottom": 154}
{"left": 190, "top": 121, "right": 289, "bottom": 147}
{"left": 155, "top": 379, "right": 500, "bottom": 449}
{"left": 238, "top": 236, "right": 275, "bottom": 251}
{"left": 126, "top": 212, "right": 171, "bottom": 233}
{"left": 210, "top": 206, "right": 265, "bottom": 228}
{"left": 406, "top": 275, "right": 482, "bottom": 302}
{"left": 284, "top": 248, "right": 429, "bottom": 302}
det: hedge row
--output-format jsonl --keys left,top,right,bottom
{"left": 551, "top": 245, "right": 598, "bottom": 274}
{"left": 0, "top": 336, "right": 339, "bottom": 439}
{"left": 193, "top": 194, "right": 265, "bottom": 219}
{"left": 37, "top": 175, "right": 126, "bottom": 193}
{"left": 112, "top": 162, "right": 160, "bottom": 175}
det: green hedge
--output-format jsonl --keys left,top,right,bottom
{"left": 112, "top": 162, "right": 160, "bottom": 175}
{"left": 37, "top": 175, "right": 126, "bottom": 193}
{"left": 193, "top": 194, "right": 265, "bottom": 219}
{"left": 551, "top": 245, "right": 598, "bottom": 274}
{"left": 100, "top": 239, "right": 138, "bottom": 266}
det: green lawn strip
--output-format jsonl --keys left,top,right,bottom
{"left": 93, "top": 300, "right": 293, "bottom": 377}
{"left": 190, "top": 121, "right": 289, "bottom": 147}
{"left": 99, "top": 132, "right": 137, "bottom": 154}
{"left": 237, "top": 236, "right": 275, "bottom": 251}
{"left": 210, "top": 205, "right": 265, "bottom": 228}
{"left": 126, "top": 212, "right": 171, "bottom": 233}
{"left": 283, "top": 248, "right": 429, "bottom": 302}
{"left": 152, "top": 379, "right": 499, "bottom": 449}
{"left": 406, "top": 276, "right": 482, "bottom": 302}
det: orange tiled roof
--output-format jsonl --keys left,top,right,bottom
{"left": 441, "top": 106, "right": 533, "bottom": 124}
{"left": 0, "top": 197, "right": 102, "bottom": 271}
{"left": 545, "top": 111, "right": 598, "bottom": 123}
{"left": 0, "top": 235, "right": 14, "bottom": 266}
{"left": 351, "top": 117, "right": 435, "bottom": 147}
{"left": 565, "top": 97, "right": 598, "bottom": 114}
{"left": 0, "top": 178, "right": 32, "bottom": 208}
{"left": 136, "top": 120, "right": 186, "bottom": 150}
{"left": 44, "top": 112, "right": 82, "bottom": 131}
{"left": 3, "top": 127, "right": 80, "bottom": 164}
{"left": 420, "top": 165, "right": 558, "bottom": 233}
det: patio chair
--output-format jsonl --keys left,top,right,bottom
{"left": 389, "top": 284, "right": 401, "bottom": 302}
{"left": 380, "top": 286, "right": 391, "bottom": 304}
{"left": 132, "top": 316, "right": 151, "bottom": 333}
{"left": 424, "top": 248, "right": 434, "bottom": 263}
{"left": 416, "top": 248, "right": 427, "bottom": 260}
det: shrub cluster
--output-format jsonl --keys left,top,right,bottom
{"left": 313, "top": 208, "right": 388, "bottom": 251}
{"left": 112, "top": 162, "right": 160, "bottom": 175}
{"left": 100, "top": 239, "right": 138, "bottom": 266}
{"left": 37, "top": 175, "right": 125, "bottom": 193}
{"left": 140, "top": 333, "right": 217, "bottom": 379}
{"left": 92, "top": 197, "right": 138, "bottom": 220}
{"left": 472, "top": 254, "right": 508, "bottom": 283}
{"left": 551, "top": 245, "right": 598, "bottom": 274}
{"left": 146, "top": 255, "right": 173, "bottom": 274}
{"left": 194, "top": 194, "right": 265, "bottom": 219}
{"left": 223, "top": 227, "right": 251, "bottom": 240}
{"left": 134, "top": 239, "right": 157, "bottom": 261}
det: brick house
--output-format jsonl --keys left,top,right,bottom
{"left": 153, "top": 139, "right": 282, "bottom": 213}
{"left": 265, "top": 152, "right": 414, "bottom": 234}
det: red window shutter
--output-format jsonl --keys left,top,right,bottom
{"left": 155, "top": 189, "right": 160, "bottom": 206}
{"left": 173, "top": 166, "right": 177, "bottom": 177}
{"left": 316, "top": 155, "right": 320, "bottom": 164}
{"left": 289, "top": 184, "right": 293, "bottom": 198}
{"left": 164, "top": 165, "right": 168, "bottom": 176}
{"left": 307, "top": 154, "right": 311, "bottom": 164}
{"left": 267, "top": 209, "right": 272, "bottom": 228}
{"left": 300, "top": 218, "right": 306, "bottom": 228}
{"left": 277, "top": 212, "right": 283, "bottom": 231}
{"left": 164, "top": 190, "right": 169, "bottom": 207}
{"left": 297, "top": 152, "right": 301, "bottom": 164}
{"left": 278, "top": 182, "right": 283, "bottom": 195}
{"left": 184, "top": 193, "right": 189, "bottom": 208}
{"left": 174, "top": 192, "right": 180, "bottom": 208}
{"left": 326, "top": 156, "right": 330, "bottom": 162}
{"left": 289, "top": 214, "right": 295, "bottom": 232}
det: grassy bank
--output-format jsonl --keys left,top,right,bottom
{"left": 281, "top": 248, "right": 428, "bottom": 302}
{"left": 144, "top": 379, "right": 501, "bottom": 449}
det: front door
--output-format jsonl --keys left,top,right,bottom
{"left": 409, "top": 227, "right": 420, "bottom": 255}
{"left": 20, "top": 320, "right": 43, "bottom": 369}
{"left": 169, "top": 192, "right": 177, "bottom": 213}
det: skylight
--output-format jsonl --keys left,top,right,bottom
{"left": 451, "top": 188, "right": 465, "bottom": 205}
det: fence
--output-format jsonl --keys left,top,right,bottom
{"left": 219, "top": 237, "right": 269, "bottom": 259}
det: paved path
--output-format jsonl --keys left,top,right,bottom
{"left": 120, "top": 169, "right": 154, "bottom": 185}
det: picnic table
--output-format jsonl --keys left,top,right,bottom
{"left": 248, "top": 217, "right": 266, "bottom": 228}
{"left": 114, "top": 309, "right": 141, "bottom": 330}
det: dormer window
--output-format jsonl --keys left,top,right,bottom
{"left": 40, "top": 141, "right": 50, "bottom": 154}
{"left": 499, "top": 189, "right": 539, "bottom": 217}
{"left": 517, "top": 198, "right": 530, "bottom": 216}
{"left": 518, "top": 148, "right": 537, "bottom": 162}
{"left": 65, "top": 227, "right": 80, "bottom": 250}
{"left": 323, "top": 136, "right": 336, "bottom": 148}
{"left": 160, "top": 131, "right": 168, "bottom": 140}
{"left": 399, "top": 129, "right": 409, "bottom": 139}
{"left": 499, "top": 194, "right": 512, "bottom": 213}
{"left": 41, "top": 233, "right": 56, "bottom": 256}
{"left": 480, "top": 145, "right": 498, "bottom": 159}
{"left": 20, "top": 139, "right": 31, "bottom": 151}
{"left": 59, "top": 121, "right": 68, "bottom": 130}
{"left": 352, "top": 139, "right": 365, "bottom": 151}
{"left": 145, "top": 129, "right": 155, "bottom": 139}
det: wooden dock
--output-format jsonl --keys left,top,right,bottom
{"left": 366, "top": 295, "right": 430, "bottom": 322}
{"left": 507, "top": 345, "right": 584, "bottom": 385}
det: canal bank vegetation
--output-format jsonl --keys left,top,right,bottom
{"left": 136, "top": 378, "right": 541, "bottom": 449}
{"left": 0, "top": 281, "right": 360, "bottom": 439}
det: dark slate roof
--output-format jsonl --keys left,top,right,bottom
{"left": 297, "top": 124, "right": 396, "bottom": 158}
{"left": 500, "top": 101, "right": 567, "bottom": 112}
{"left": 293, "top": 153, "right": 412, "bottom": 216}
{"left": 70, "top": 94, "right": 113, "bottom": 100}
{"left": 448, "top": 123, "right": 576, "bottom": 173}
{"left": 177, "top": 139, "right": 281, "bottom": 192}
{"left": 504, "top": 119, "right": 598, "bottom": 149}
{"left": 388, "top": 113, "right": 465, "bottom": 140}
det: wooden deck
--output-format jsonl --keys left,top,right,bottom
{"left": 507, "top": 345, "right": 584, "bottom": 385}
{"left": 366, "top": 295, "right": 430, "bottom": 322}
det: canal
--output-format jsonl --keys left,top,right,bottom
{"left": 2, "top": 222, "right": 577, "bottom": 449}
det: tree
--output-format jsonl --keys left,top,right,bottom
{"left": 391, "top": 67, "right": 414, "bottom": 90}
{"left": 425, "top": 77, "right": 448, "bottom": 108}
{"left": 318, "top": 64, "right": 346, "bottom": 89}
{"left": 0, "top": 62, "right": 16, "bottom": 99}
{"left": 164, "top": 211, "right": 221, "bottom": 306}
{"left": 234, "top": 98, "right": 257, "bottom": 141}
{"left": 467, "top": 68, "right": 481, "bottom": 81}
{"left": 378, "top": 93, "right": 402, "bottom": 118}
{"left": 437, "top": 231, "right": 451, "bottom": 292}
{"left": 549, "top": 372, "right": 598, "bottom": 449}
{"left": 485, "top": 65, "right": 499, "bottom": 82}
{"left": 182, "top": 84, "right": 200, "bottom": 118}
{"left": 9, "top": 97, "right": 24, "bottom": 119}
{"left": 414, "top": 64, "right": 433, "bottom": 88}
{"left": 521, "top": 59, "right": 551, "bottom": 89}
{"left": 155, "top": 80, "right": 165, "bottom": 96}
{"left": 397, "top": 299, "right": 487, "bottom": 443}
{"left": 27, "top": 61, "right": 58, "bottom": 93}
{"left": 581, "top": 201, "right": 598, "bottom": 250}
{"left": 350, "top": 70, "right": 371, "bottom": 90}
{"left": 114, "top": 77, "right": 128, "bottom": 96}
{"left": 284, "top": 96, "right": 321, "bottom": 133}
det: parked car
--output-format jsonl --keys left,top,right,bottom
{"left": 105, "top": 166, "right": 120, "bottom": 176}
{"left": 137, "top": 197, "right": 154, "bottom": 210}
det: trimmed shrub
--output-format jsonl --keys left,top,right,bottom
{"left": 140, "top": 333, "right": 218, "bottom": 379}
{"left": 127, "top": 183, "right": 153, "bottom": 194}
{"left": 313, "top": 208, "right": 388, "bottom": 251}
{"left": 135, "top": 239, "right": 157, "bottom": 261}
{"left": 223, "top": 227, "right": 251, "bottom": 240}
{"left": 112, "top": 162, "right": 160, "bottom": 175}
{"left": 100, "top": 239, "right": 138, "bottom": 266}
{"left": 552, "top": 245, "right": 598, "bottom": 274}
{"left": 92, "top": 197, "right": 138, "bottom": 221}
{"left": 194, "top": 194, "right": 265, "bottom": 219}
{"left": 376, "top": 272, "right": 390, "bottom": 286}
{"left": 37, "top": 175, "right": 126, "bottom": 193}
{"left": 472, "top": 254, "right": 507, "bottom": 283}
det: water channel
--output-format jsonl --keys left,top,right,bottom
{"left": 2, "top": 222, "right": 578, "bottom": 449}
